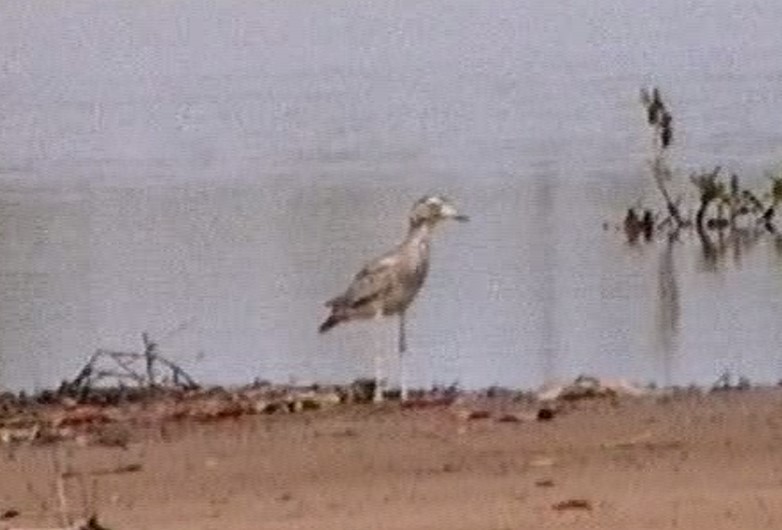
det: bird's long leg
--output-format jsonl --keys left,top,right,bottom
{"left": 373, "top": 313, "right": 385, "bottom": 403}
{"left": 399, "top": 310, "right": 408, "bottom": 402}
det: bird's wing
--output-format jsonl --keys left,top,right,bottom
{"left": 326, "top": 254, "right": 398, "bottom": 309}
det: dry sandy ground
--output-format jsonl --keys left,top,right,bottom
{"left": 2, "top": 388, "right": 782, "bottom": 529}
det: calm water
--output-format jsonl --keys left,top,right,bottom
{"left": 3, "top": 0, "right": 782, "bottom": 391}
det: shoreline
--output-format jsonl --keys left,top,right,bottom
{"left": 0, "top": 373, "right": 770, "bottom": 444}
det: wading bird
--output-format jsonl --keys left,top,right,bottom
{"left": 319, "top": 195, "right": 469, "bottom": 402}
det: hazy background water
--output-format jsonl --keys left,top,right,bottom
{"left": 3, "top": 0, "right": 782, "bottom": 392}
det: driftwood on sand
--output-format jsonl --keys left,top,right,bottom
{"left": 62, "top": 332, "right": 198, "bottom": 396}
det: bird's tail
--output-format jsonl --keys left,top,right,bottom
{"left": 318, "top": 314, "right": 342, "bottom": 334}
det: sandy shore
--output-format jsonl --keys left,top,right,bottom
{"left": 2, "top": 385, "right": 782, "bottom": 529}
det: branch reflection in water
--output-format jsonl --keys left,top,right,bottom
{"left": 654, "top": 234, "right": 680, "bottom": 387}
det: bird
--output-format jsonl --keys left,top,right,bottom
{"left": 319, "top": 195, "right": 469, "bottom": 402}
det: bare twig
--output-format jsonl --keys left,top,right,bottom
{"left": 142, "top": 332, "right": 157, "bottom": 387}
{"left": 641, "top": 87, "right": 674, "bottom": 149}
{"left": 650, "top": 157, "right": 686, "bottom": 229}
{"left": 640, "top": 87, "right": 685, "bottom": 232}
{"left": 63, "top": 333, "right": 199, "bottom": 398}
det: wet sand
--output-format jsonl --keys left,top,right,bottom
{"left": 2, "top": 387, "right": 782, "bottom": 529}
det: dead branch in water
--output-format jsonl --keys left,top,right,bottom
{"left": 624, "top": 87, "right": 780, "bottom": 250}
{"left": 639, "top": 87, "right": 685, "bottom": 231}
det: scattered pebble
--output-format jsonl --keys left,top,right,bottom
{"left": 530, "top": 456, "right": 556, "bottom": 468}
{"left": 465, "top": 409, "right": 491, "bottom": 420}
{"left": 711, "top": 371, "right": 751, "bottom": 392}
{"left": 538, "top": 375, "right": 649, "bottom": 402}
{"left": 552, "top": 498, "right": 592, "bottom": 511}
{"left": 400, "top": 397, "right": 456, "bottom": 409}
{"left": 441, "top": 462, "right": 459, "bottom": 473}
{"left": 453, "top": 408, "right": 494, "bottom": 421}
{"left": 277, "top": 492, "right": 293, "bottom": 502}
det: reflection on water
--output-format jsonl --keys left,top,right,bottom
{"left": 696, "top": 224, "right": 769, "bottom": 273}
{"left": 651, "top": 214, "right": 777, "bottom": 386}
{"left": 655, "top": 235, "right": 680, "bottom": 387}
{"left": 531, "top": 176, "right": 558, "bottom": 383}
{"left": 5, "top": 180, "right": 782, "bottom": 392}
{"left": 3, "top": 0, "right": 782, "bottom": 391}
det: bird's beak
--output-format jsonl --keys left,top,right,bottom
{"left": 441, "top": 203, "right": 469, "bottom": 222}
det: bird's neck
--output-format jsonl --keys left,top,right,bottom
{"left": 402, "top": 223, "right": 433, "bottom": 257}
{"left": 405, "top": 221, "right": 434, "bottom": 245}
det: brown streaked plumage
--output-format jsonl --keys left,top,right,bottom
{"left": 319, "top": 195, "right": 468, "bottom": 401}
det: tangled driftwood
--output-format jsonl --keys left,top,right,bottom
{"left": 62, "top": 333, "right": 198, "bottom": 397}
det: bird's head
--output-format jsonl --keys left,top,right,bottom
{"left": 409, "top": 195, "right": 469, "bottom": 228}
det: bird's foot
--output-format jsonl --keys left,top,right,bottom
{"left": 373, "top": 380, "right": 384, "bottom": 403}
